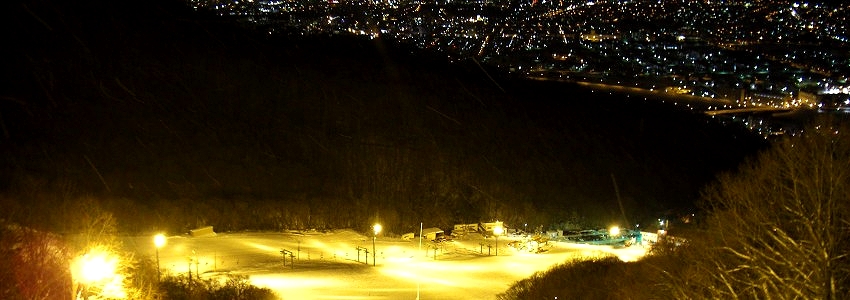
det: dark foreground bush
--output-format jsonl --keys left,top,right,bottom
{"left": 498, "top": 255, "right": 662, "bottom": 300}
{"left": 0, "top": 222, "right": 72, "bottom": 300}
{"left": 158, "top": 273, "right": 277, "bottom": 300}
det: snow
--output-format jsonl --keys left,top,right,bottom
{"left": 123, "top": 230, "right": 648, "bottom": 299}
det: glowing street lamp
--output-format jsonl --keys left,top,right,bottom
{"left": 71, "top": 247, "right": 125, "bottom": 299}
{"left": 372, "top": 224, "right": 382, "bottom": 266}
{"left": 609, "top": 226, "right": 620, "bottom": 237}
{"left": 493, "top": 224, "right": 504, "bottom": 256}
{"left": 75, "top": 252, "right": 117, "bottom": 284}
{"left": 154, "top": 234, "right": 166, "bottom": 280}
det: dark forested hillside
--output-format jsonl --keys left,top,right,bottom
{"left": 0, "top": 0, "right": 765, "bottom": 235}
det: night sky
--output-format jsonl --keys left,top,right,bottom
{"left": 0, "top": 0, "right": 767, "bottom": 234}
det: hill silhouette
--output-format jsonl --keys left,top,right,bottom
{"left": 0, "top": 0, "right": 765, "bottom": 234}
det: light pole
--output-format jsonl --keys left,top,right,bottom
{"left": 154, "top": 234, "right": 166, "bottom": 280}
{"left": 493, "top": 224, "right": 503, "bottom": 256}
{"left": 372, "top": 223, "right": 382, "bottom": 266}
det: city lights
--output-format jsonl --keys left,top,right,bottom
{"left": 188, "top": 0, "right": 849, "bottom": 138}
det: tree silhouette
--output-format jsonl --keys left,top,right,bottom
{"left": 666, "top": 117, "right": 850, "bottom": 299}
{"left": 0, "top": 222, "right": 73, "bottom": 300}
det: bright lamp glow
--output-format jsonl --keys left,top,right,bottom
{"left": 71, "top": 247, "right": 127, "bottom": 299}
{"left": 154, "top": 234, "right": 167, "bottom": 248}
{"left": 77, "top": 253, "right": 116, "bottom": 283}
{"left": 609, "top": 226, "right": 620, "bottom": 236}
{"left": 493, "top": 225, "right": 504, "bottom": 236}
{"left": 373, "top": 224, "right": 382, "bottom": 235}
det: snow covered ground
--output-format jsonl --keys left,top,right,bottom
{"left": 123, "top": 230, "right": 648, "bottom": 299}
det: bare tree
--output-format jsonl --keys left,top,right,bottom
{"left": 0, "top": 222, "right": 73, "bottom": 300}
{"left": 668, "top": 119, "right": 850, "bottom": 299}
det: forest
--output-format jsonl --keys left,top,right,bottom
{"left": 0, "top": 0, "right": 766, "bottom": 237}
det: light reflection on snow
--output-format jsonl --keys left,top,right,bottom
{"left": 127, "top": 230, "right": 648, "bottom": 299}
{"left": 251, "top": 274, "right": 343, "bottom": 290}
{"left": 242, "top": 241, "right": 280, "bottom": 253}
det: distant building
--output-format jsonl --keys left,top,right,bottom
{"left": 452, "top": 223, "right": 479, "bottom": 234}
{"left": 798, "top": 90, "right": 819, "bottom": 106}
{"left": 580, "top": 30, "right": 617, "bottom": 42}
{"left": 421, "top": 227, "right": 444, "bottom": 241}
{"left": 799, "top": 90, "right": 849, "bottom": 110}
{"left": 820, "top": 93, "right": 850, "bottom": 110}
{"left": 189, "top": 226, "right": 216, "bottom": 237}
{"left": 479, "top": 221, "right": 505, "bottom": 234}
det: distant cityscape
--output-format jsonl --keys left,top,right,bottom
{"left": 189, "top": 0, "right": 850, "bottom": 136}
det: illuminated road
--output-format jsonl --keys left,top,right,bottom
{"left": 527, "top": 76, "right": 737, "bottom": 110}
{"left": 123, "top": 230, "right": 647, "bottom": 299}
{"left": 704, "top": 106, "right": 794, "bottom": 116}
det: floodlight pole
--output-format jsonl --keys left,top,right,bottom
{"left": 372, "top": 223, "right": 381, "bottom": 266}
{"left": 154, "top": 234, "right": 166, "bottom": 281}
{"left": 156, "top": 247, "right": 161, "bottom": 280}
{"left": 493, "top": 223, "right": 504, "bottom": 256}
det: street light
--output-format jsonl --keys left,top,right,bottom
{"left": 493, "top": 224, "right": 504, "bottom": 256}
{"left": 372, "top": 224, "right": 382, "bottom": 266}
{"left": 154, "top": 234, "right": 166, "bottom": 280}
{"left": 71, "top": 247, "right": 125, "bottom": 299}
{"left": 609, "top": 226, "right": 620, "bottom": 237}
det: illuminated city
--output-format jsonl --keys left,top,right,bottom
{"left": 190, "top": 0, "right": 850, "bottom": 136}
{"left": 2, "top": 0, "right": 849, "bottom": 299}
